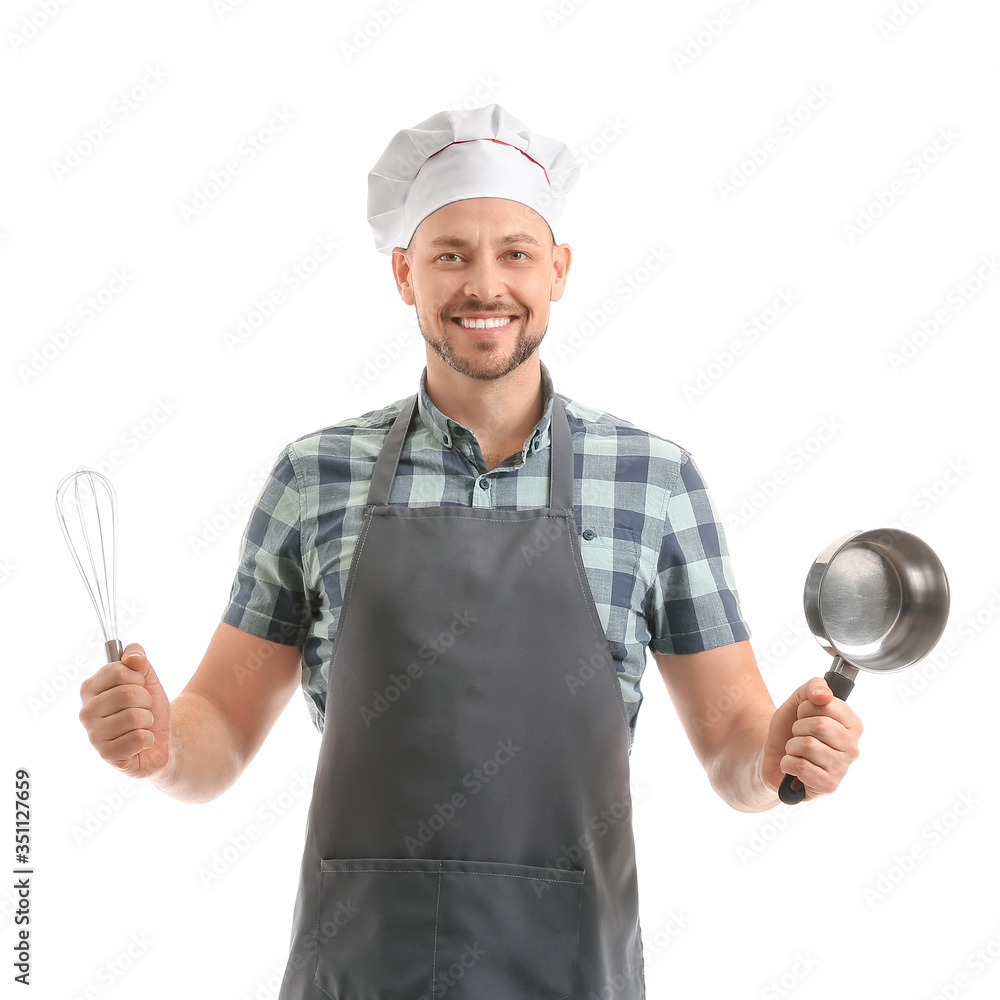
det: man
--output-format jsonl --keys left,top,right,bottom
{"left": 78, "top": 105, "right": 862, "bottom": 999}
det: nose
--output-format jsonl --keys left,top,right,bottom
{"left": 462, "top": 255, "right": 508, "bottom": 303}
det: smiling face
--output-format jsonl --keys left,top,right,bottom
{"left": 391, "top": 198, "right": 571, "bottom": 381}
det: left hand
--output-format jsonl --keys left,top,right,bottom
{"left": 760, "top": 677, "right": 864, "bottom": 800}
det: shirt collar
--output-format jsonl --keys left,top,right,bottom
{"left": 416, "top": 359, "right": 555, "bottom": 458}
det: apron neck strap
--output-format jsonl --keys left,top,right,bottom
{"left": 366, "top": 389, "right": 574, "bottom": 511}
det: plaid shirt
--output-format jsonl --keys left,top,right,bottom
{"left": 222, "top": 360, "right": 750, "bottom": 751}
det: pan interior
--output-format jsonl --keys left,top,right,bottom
{"left": 818, "top": 544, "right": 903, "bottom": 653}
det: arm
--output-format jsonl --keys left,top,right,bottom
{"left": 150, "top": 622, "right": 302, "bottom": 803}
{"left": 654, "top": 640, "right": 779, "bottom": 813}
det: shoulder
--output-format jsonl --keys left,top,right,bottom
{"left": 558, "top": 390, "right": 692, "bottom": 492}
{"left": 287, "top": 394, "right": 409, "bottom": 458}
{"left": 270, "top": 394, "right": 411, "bottom": 491}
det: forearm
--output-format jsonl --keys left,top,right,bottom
{"left": 150, "top": 691, "right": 244, "bottom": 804}
{"left": 705, "top": 713, "right": 780, "bottom": 813}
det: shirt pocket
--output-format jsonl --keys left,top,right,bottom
{"left": 314, "top": 856, "right": 586, "bottom": 1000}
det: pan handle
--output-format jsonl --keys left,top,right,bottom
{"left": 777, "top": 663, "right": 856, "bottom": 804}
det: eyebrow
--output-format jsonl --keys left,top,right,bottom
{"left": 424, "top": 232, "right": 543, "bottom": 252}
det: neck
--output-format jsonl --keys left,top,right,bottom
{"left": 424, "top": 354, "right": 545, "bottom": 460}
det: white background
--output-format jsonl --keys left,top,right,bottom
{"left": 3, "top": 1, "right": 998, "bottom": 998}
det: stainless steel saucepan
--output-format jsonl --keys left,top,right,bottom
{"left": 778, "top": 528, "right": 950, "bottom": 805}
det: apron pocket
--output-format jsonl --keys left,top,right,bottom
{"left": 314, "top": 857, "right": 586, "bottom": 1000}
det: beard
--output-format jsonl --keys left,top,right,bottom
{"left": 417, "top": 307, "right": 547, "bottom": 381}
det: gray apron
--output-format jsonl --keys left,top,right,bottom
{"left": 278, "top": 391, "right": 645, "bottom": 1000}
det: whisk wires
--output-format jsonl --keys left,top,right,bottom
{"left": 54, "top": 466, "right": 120, "bottom": 648}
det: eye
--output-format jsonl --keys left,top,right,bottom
{"left": 507, "top": 251, "right": 528, "bottom": 261}
{"left": 437, "top": 253, "right": 461, "bottom": 262}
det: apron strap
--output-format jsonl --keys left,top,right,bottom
{"left": 365, "top": 386, "right": 575, "bottom": 511}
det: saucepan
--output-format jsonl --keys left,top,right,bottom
{"left": 778, "top": 528, "right": 950, "bottom": 805}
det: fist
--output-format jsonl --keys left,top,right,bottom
{"left": 761, "top": 677, "right": 864, "bottom": 800}
{"left": 78, "top": 643, "right": 172, "bottom": 780}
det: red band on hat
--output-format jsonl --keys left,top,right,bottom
{"left": 423, "top": 138, "right": 550, "bottom": 185}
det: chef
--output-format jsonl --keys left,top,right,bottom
{"left": 77, "top": 104, "right": 863, "bottom": 1000}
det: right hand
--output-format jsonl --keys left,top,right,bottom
{"left": 79, "top": 642, "right": 172, "bottom": 780}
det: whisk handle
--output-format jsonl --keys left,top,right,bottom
{"left": 105, "top": 639, "right": 123, "bottom": 663}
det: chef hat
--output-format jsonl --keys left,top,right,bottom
{"left": 367, "top": 104, "right": 580, "bottom": 255}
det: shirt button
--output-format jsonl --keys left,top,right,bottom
{"left": 582, "top": 528, "right": 596, "bottom": 540}
{"left": 442, "top": 432, "right": 452, "bottom": 448}
{"left": 478, "top": 479, "right": 490, "bottom": 490}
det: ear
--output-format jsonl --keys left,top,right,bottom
{"left": 391, "top": 247, "right": 415, "bottom": 305}
{"left": 549, "top": 243, "right": 571, "bottom": 303}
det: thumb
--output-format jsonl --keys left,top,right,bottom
{"left": 121, "top": 643, "right": 164, "bottom": 697}
{"left": 121, "top": 642, "right": 146, "bottom": 666}
{"left": 786, "top": 676, "right": 833, "bottom": 715}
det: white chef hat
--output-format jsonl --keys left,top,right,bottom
{"left": 367, "top": 104, "right": 580, "bottom": 255}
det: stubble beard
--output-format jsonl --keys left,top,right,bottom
{"left": 417, "top": 308, "right": 547, "bottom": 382}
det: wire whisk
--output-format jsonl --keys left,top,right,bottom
{"left": 55, "top": 467, "right": 123, "bottom": 663}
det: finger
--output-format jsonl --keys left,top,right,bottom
{"left": 88, "top": 706, "right": 156, "bottom": 745}
{"left": 791, "top": 715, "right": 858, "bottom": 754}
{"left": 779, "top": 753, "right": 839, "bottom": 797}
{"left": 102, "top": 728, "right": 157, "bottom": 766}
{"left": 796, "top": 696, "right": 863, "bottom": 732}
{"left": 784, "top": 732, "right": 854, "bottom": 773}
{"left": 89, "top": 683, "right": 154, "bottom": 720}
{"left": 81, "top": 660, "right": 146, "bottom": 699}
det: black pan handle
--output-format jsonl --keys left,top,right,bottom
{"left": 777, "top": 668, "right": 856, "bottom": 804}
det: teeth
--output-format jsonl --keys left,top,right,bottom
{"left": 458, "top": 316, "right": 513, "bottom": 329}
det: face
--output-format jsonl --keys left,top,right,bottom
{"left": 391, "top": 198, "right": 571, "bottom": 381}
